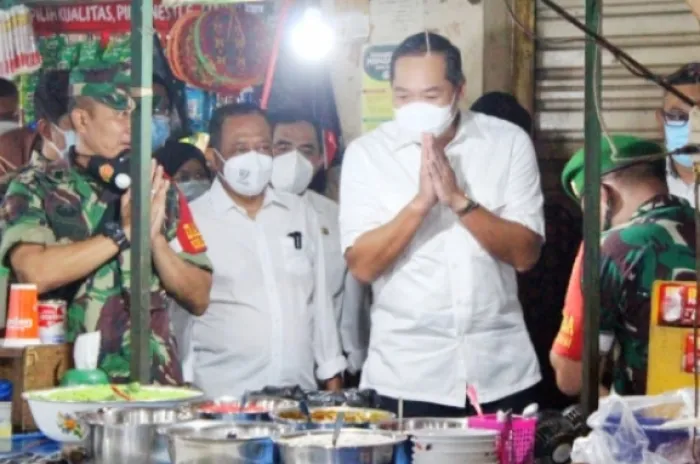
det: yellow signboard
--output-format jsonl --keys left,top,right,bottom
{"left": 647, "top": 281, "right": 700, "bottom": 394}
{"left": 361, "top": 44, "right": 396, "bottom": 134}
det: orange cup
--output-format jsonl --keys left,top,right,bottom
{"left": 3, "top": 283, "right": 40, "bottom": 346}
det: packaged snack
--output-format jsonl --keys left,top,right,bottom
{"left": 39, "top": 35, "right": 63, "bottom": 69}
{"left": 57, "top": 42, "right": 80, "bottom": 70}
{"left": 102, "top": 35, "right": 131, "bottom": 66}
{"left": 77, "top": 39, "right": 102, "bottom": 69}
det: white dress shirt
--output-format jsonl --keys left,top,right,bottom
{"left": 667, "top": 162, "right": 695, "bottom": 206}
{"left": 339, "top": 111, "right": 544, "bottom": 406}
{"left": 303, "top": 190, "right": 370, "bottom": 373}
{"left": 180, "top": 181, "right": 346, "bottom": 398}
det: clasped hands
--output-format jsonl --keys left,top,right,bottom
{"left": 415, "top": 133, "right": 465, "bottom": 213}
{"left": 120, "top": 161, "right": 170, "bottom": 244}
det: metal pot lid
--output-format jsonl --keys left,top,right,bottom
{"left": 179, "top": 421, "right": 295, "bottom": 444}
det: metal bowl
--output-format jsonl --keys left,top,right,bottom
{"left": 77, "top": 407, "right": 195, "bottom": 464}
{"left": 274, "top": 428, "right": 408, "bottom": 464}
{"left": 194, "top": 395, "right": 299, "bottom": 422}
{"left": 166, "top": 421, "right": 296, "bottom": 464}
{"left": 373, "top": 417, "right": 471, "bottom": 432}
{"left": 271, "top": 406, "right": 396, "bottom": 430}
{"left": 157, "top": 419, "right": 228, "bottom": 463}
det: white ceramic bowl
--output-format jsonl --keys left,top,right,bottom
{"left": 22, "top": 385, "right": 203, "bottom": 443}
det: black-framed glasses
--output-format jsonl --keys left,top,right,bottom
{"left": 662, "top": 110, "right": 689, "bottom": 127}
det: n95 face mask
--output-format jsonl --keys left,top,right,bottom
{"left": 271, "top": 150, "right": 314, "bottom": 195}
{"left": 216, "top": 150, "right": 273, "bottom": 197}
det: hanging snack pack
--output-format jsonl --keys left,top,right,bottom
{"left": 38, "top": 36, "right": 63, "bottom": 70}
{"left": 102, "top": 36, "right": 131, "bottom": 67}
{"left": 185, "top": 86, "right": 213, "bottom": 132}
{"left": 57, "top": 40, "right": 80, "bottom": 71}
{"left": 77, "top": 39, "right": 102, "bottom": 69}
{"left": 20, "top": 74, "right": 39, "bottom": 124}
{"left": 0, "top": 6, "right": 42, "bottom": 79}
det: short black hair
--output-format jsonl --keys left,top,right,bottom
{"left": 665, "top": 63, "right": 700, "bottom": 87}
{"left": 154, "top": 140, "right": 210, "bottom": 179}
{"left": 0, "top": 78, "right": 17, "bottom": 99}
{"left": 470, "top": 92, "right": 532, "bottom": 134}
{"left": 269, "top": 112, "right": 323, "bottom": 151}
{"left": 208, "top": 103, "right": 269, "bottom": 151}
{"left": 34, "top": 70, "right": 70, "bottom": 124}
{"left": 604, "top": 160, "right": 667, "bottom": 187}
{"left": 390, "top": 32, "right": 465, "bottom": 87}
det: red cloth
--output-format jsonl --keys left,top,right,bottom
{"left": 552, "top": 243, "right": 584, "bottom": 361}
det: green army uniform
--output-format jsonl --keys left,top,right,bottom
{"left": 0, "top": 149, "right": 46, "bottom": 201}
{"left": 0, "top": 67, "right": 212, "bottom": 385}
{"left": 562, "top": 134, "right": 696, "bottom": 395}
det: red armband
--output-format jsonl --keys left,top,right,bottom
{"left": 552, "top": 243, "right": 584, "bottom": 361}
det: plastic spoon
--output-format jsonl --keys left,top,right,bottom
{"left": 521, "top": 403, "right": 539, "bottom": 418}
{"left": 466, "top": 385, "right": 483, "bottom": 417}
{"left": 332, "top": 412, "right": 345, "bottom": 448}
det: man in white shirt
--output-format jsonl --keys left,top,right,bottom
{"left": 184, "top": 103, "right": 346, "bottom": 397}
{"left": 339, "top": 32, "right": 544, "bottom": 417}
{"left": 658, "top": 63, "right": 700, "bottom": 206}
{"left": 270, "top": 113, "right": 369, "bottom": 378}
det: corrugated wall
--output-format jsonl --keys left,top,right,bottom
{"left": 535, "top": 0, "right": 700, "bottom": 172}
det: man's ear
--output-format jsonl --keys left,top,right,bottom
{"left": 36, "top": 119, "right": 52, "bottom": 140}
{"left": 204, "top": 147, "right": 217, "bottom": 171}
{"left": 69, "top": 108, "right": 90, "bottom": 136}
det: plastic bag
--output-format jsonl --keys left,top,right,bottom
{"left": 570, "top": 390, "right": 698, "bottom": 464}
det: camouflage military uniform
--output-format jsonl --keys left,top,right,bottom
{"left": 0, "top": 67, "right": 212, "bottom": 385}
{"left": 0, "top": 150, "right": 47, "bottom": 201}
{"left": 599, "top": 195, "right": 695, "bottom": 395}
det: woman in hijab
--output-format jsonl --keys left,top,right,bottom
{"left": 154, "top": 140, "right": 212, "bottom": 201}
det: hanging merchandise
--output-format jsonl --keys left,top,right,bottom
{"left": 184, "top": 86, "right": 214, "bottom": 132}
{"left": 166, "top": 5, "right": 271, "bottom": 94}
{"left": 0, "top": 5, "right": 42, "bottom": 79}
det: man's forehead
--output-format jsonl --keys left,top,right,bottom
{"left": 665, "top": 83, "right": 700, "bottom": 109}
{"left": 273, "top": 121, "right": 316, "bottom": 143}
{"left": 222, "top": 114, "right": 270, "bottom": 142}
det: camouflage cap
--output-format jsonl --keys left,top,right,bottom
{"left": 69, "top": 67, "right": 134, "bottom": 111}
{"left": 561, "top": 134, "right": 663, "bottom": 202}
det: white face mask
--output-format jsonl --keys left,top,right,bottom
{"left": 394, "top": 96, "right": 457, "bottom": 139}
{"left": 215, "top": 149, "right": 273, "bottom": 197}
{"left": 45, "top": 125, "right": 76, "bottom": 160}
{"left": 270, "top": 150, "right": 315, "bottom": 195}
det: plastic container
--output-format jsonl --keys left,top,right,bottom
{"left": 468, "top": 414, "right": 537, "bottom": 464}
{"left": 0, "top": 379, "right": 13, "bottom": 439}
{"left": 602, "top": 414, "right": 689, "bottom": 452}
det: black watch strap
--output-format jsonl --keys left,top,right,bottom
{"left": 102, "top": 221, "right": 130, "bottom": 252}
{"left": 456, "top": 197, "right": 480, "bottom": 217}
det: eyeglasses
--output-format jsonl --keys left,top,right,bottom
{"left": 662, "top": 110, "right": 689, "bottom": 126}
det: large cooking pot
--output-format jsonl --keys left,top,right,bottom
{"left": 274, "top": 428, "right": 408, "bottom": 464}
{"left": 76, "top": 407, "right": 194, "bottom": 464}
{"left": 162, "top": 421, "right": 295, "bottom": 464}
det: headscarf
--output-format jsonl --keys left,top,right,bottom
{"left": 153, "top": 140, "right": 210, "bottom": 178}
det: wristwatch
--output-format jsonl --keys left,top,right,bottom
{"left": 102, "top": 221, "right": 130, "bottom": 252}
{"left": 453, "top": 194, "right": 480, "bottom": 217}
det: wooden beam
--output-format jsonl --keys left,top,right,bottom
{"left": 511, "top": 0, "right": 536, "bottom": 117}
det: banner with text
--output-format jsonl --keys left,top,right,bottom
{"left": 31, "top": 1, "right": 205, "bottom": 36}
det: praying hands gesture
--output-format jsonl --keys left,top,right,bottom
{"left": 422, "top": 133, "right": 465, "bottom": 212}
{"left": 120, "top": 161, "right": 171, "bottom": 243}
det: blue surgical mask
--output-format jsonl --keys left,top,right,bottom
{"left": 151, "top": 115, "right": 171, "bottom": 150}
{"left": 665, "top": 122, "right": 693, "bottom": 167}
{"left": 177, "top": 180, "right": 210, "bottom": 201}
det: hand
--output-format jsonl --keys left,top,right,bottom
{"left": 687, "top": 0, "right": 700, "bottom": 20}
{"left": 413, "top": 133, "right": 438, "bottom": 212}
{"left": 150, "top": 162, "right": 170, "bottom": 242}
{"left": 424, "top": 134, "right": 461, "bottom": 206}
{"left": 324, "top": 375, "right": 343, "bottom": 392}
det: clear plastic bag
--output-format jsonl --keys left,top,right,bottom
{"left": 570, "top": 390, "right": 698, "bottom": 464}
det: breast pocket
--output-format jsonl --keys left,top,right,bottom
{"left": 280, "top": 235, "right": 313, "bottom": 278}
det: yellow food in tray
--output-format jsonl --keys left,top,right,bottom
{"left": 279, "top": 407, "right": 392, "bottom": 424}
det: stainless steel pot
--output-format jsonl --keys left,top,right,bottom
{"left": 372, "top": 417, "right": 471, "bottom": 432}
{"left": 76, "top": 407, "right": 194, "bottom": 464}
{"left": 274, "top": 428, "right": 408, "bottom": 464}
{"left": 165, "top": 421, "right": 296, "bottom": 464}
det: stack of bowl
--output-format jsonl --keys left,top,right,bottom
{"left": 375, "top": 417, "right": 499, "bottom": 464}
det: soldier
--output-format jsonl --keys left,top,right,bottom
{"left": 0, "top": 70, "right": 73, "bottom": 200}
{"left": 550, "top": 135, "right": 696, "bottom": 396}
{"left": 0, "top": 68, "right": 213, "bottom": 385}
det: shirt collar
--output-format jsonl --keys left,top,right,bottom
{"left": 391, "top": 110, "right": 485, "bottom": 152}
{"left": 630, "top": 194, "right": 684, "bottom": 221}
{"left": 210, "top": 179, "right": 290, "bottom": 214}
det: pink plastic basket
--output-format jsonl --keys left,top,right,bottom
{"left": 468, "top": 414, "right": 537, "bottom": 464}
